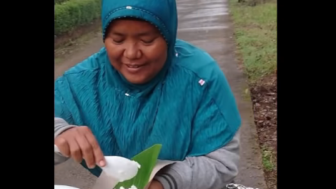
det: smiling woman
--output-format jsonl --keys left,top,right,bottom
{"left": 104, "top": 18, "right": 168, "bottom": 84}
{"left": 54, "top": 0, "right": 242, "bottom": 188}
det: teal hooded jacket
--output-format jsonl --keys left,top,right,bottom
{"left": 54, "top": 0, "right": 241, "bottom": 177}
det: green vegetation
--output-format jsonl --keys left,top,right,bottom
{"left": 262, "top": 147, "right": 276, "bottom": 171}
{"left": 115, "top": 144, "right": 162, "bottom": 189}
{"left": 229, "top": 0, "right": 277, "bottom": 83}
{"left": 55, "top": 0, "right": 101, "bottom": 35}
{"left": 229, "top": 2, "right": 277, "bottom": 188}
{"left": 54, "top": 0, "right": 68, "bottom": 4}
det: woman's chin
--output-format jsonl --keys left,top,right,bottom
{"left": 123, "top": 75, "right": 149, "bottom": 85}
{"left": 120, "top": 68, "right": 157, "bottom": 85}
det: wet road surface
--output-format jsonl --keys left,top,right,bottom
{"left": 55, "top": 0, "right": 267, "bottom": 188}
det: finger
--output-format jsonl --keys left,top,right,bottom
{"left": 55, "top": 137, "right": 70, "bottom": 157}
{"left": 76, "top": 134, "right": 95, "bottom": 169}
{"left": 68, "top": 137, "right": 83, "bottom": 163}
{"left": 84, "top": 133, "right": 105, "bottom": 167}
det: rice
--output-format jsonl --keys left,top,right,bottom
{"left": 115, "top": 185, "right": 137, "bottom": 189}
{"left": 132, "top": 161, "right": 141, "bottom": 169}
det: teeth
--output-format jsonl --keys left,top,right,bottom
{"left": 128, "top": 65, "right": 139, "bottom": 68}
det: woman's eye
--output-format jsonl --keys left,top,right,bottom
{"left": 141, "top": 38, "right": 155, "bottom": 44}
{"left": 112, "top": 39, "right": 124, "bottom": 44}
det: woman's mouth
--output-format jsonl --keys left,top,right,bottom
{"left": 126, "top": 64, "right": 141, "bottom": 68}
{"left": 124, "top": 64, "right": 145, "bottom": 73}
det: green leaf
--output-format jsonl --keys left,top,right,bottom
{"left": 114, "top": 144, "right": 162, "bottom": 189}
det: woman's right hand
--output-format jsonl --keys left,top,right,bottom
{"left": 55, "top": 126, "right": 106, "bottom": 169}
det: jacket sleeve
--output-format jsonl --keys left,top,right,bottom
{"left": 154, "top": 131, "right": 240, "bottom": 189}
{"left": 54, "top": 77, "right": 76, "bottom": 165}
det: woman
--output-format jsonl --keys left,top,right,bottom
{"left": 54, "top": 0, "right": 241, "bottom": 188}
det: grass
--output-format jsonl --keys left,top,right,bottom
{"left": 228, "top": 0, "right": 277, "bottom": 84}
{"left": 229, "top": 2, "right": 277, "bottom": 188}
{"left": 55, "top": 58, "right": 62, "bottom": 65}
{"left": 262, "top": 147, "right": 276, "bottom": 171}
{"left": 243, "top": 87, "right": 251, "bottom": 101}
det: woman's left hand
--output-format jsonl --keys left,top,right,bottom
{"left": 148, "top": 180, "right": 164, "bottom": 189}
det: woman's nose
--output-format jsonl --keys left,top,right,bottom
{"left": 123, "top": 44, "right": 141, "bottom": 59}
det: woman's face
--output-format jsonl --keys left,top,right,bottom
{"left": 104, "top": 19, "right": 168, "bottom": 84}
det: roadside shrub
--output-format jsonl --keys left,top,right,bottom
{"left": 55, "top": 0, "right": 101, "bottom": 35}
{"left": 54, "top": 0, "right": 69, "bottom": 4}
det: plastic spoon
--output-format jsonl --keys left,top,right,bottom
{"left": 102, "top": 156, "right": 140, "bottom": 182}
{"left": 55, "top": 185, "right": 80, "bottom": 189}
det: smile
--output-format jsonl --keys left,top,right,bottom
{"left": 124, "top": 63, "right": 146, "bottom": 74}
{"left": 126, "top": 64, "right": 141, "bottom": 68}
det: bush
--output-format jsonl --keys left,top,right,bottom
{"left": 55, "top": 0, "right": 101, "bottom": 35}
{"left": 54, "top": 0, "right": 68, "bottom": 4}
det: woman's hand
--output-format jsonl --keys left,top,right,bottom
{"left": 148, "top": 180, "right": 164, "bottom": 189}
{"left": 54, "top": 126, "right": 106, "bottom": 168}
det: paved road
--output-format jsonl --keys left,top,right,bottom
{"left": 55, "top": 0, "right": 267, "bottom": 188}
